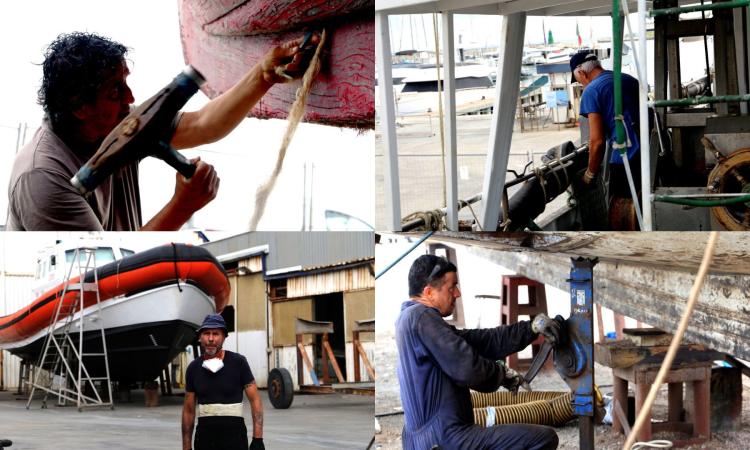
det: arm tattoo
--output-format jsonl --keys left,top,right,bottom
{"left": 252, "top": 408, "right": 264, "bottom": 429}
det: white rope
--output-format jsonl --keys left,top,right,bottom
{"left": 631, "top": 440, "right": 673, "bottom": 450}
{"left": 248, "top": 30, "right": 327, "bottom": 231}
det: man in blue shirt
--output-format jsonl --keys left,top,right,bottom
{"left": 396, "top": 254, "right": 562, "bottom": 450}
{"left": 571, "top": 51, "right": 641, "bottom": 229}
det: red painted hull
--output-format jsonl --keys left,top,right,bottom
{"left": 178, "top": 0, "right": 374, "bottom": 129}
{"left": 0, "top": 251, "right": 229, "bottom": 345}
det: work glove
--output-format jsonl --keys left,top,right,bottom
{"left": 249, "top": 437, "right": 265, "bottom": 450}
{"left": 531, "top": 313, "right": 565, "bottom": 347}
{"left": 582, "top": 169, "right": 598, "bottom": 186}
{"left": 496, "top": 360, "right": 523, "bottom": 394}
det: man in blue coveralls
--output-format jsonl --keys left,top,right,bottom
{"left": 571, "top": 50, "right": 641, "bottom": 230}
{"left": 396, "top": 254, "right": 562, "bottom": 450}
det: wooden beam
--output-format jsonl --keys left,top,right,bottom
{"left": 297, "top": 340, "right": 319, "bottom": 386}
{"left": 355, "top": 340, "right": 376, "bottom": 381}
{"left": 322, "top": 339, "right": 345, "bottom": 383}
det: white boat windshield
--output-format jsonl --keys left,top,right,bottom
{"left": 65, "top": 247, "right": 116, "bottom": 266}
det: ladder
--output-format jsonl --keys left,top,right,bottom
{"left": 26, "top": 247, "right": 114, "bottom": 411}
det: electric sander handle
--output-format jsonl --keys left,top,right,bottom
{"left": 157, "top": 141, "right": 196, "bottom": 179}
{"left": 71, "top": 66, "right": 205, "bottom": 194}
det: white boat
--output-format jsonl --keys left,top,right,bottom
{"left": 0, "top": 240, "right": 230, "bottom": 383}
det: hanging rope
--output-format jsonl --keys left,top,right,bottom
{"left": 622, "top": 232, "right": 719, "bottom": 450}
{"left": 432, "top": 13, "right": 447, "bottom": 210}
{"left": 249, "top": 29, "right": 327, "bottom": 230}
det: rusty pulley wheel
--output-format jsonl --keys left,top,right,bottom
{"left": 707, "top": 148, "right": 750, "bottom": 231}
{"left": 268, "top": 367, "right": 294, "bottom": 409}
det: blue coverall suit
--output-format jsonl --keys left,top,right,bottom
{"left": 396, "top": 301, "right": 559, "bottom": 450}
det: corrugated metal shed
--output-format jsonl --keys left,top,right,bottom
{"left": 202, "top": 232, "right": 374, "bottom": 274}
{"left": 287, "top": 265, "right": 375, "bottom": 298}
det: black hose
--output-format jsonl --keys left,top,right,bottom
{"left": 503, "top": 142, "right": 589, "bottom": 230}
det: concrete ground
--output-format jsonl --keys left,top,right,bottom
{"left": 375, "top": 113, "right": 581, "bottom": 230}
{"left": 0, "top": 388, "right": 373, "bottom": 450}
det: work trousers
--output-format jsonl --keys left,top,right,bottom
{"left": 194, "top": 416, "right": 248, "bottom": 450}
{"left": 444, "top": 423, "right": 559, "bottom": 450}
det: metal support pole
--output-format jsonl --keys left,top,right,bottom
{"left": 441, "top": 12, "right": 459, "bottom": 231}
{"left": 376, "top": 12, "right": 402, "bottom": 230}
{"left": 650, "top": 93, "right": 750, "bottom": 107}
{"left": 651, "top": 0, "right": 750, "bottom": 17}
{"left": 568, "top": 257, "right": 598, "bottom": 450}
{"left": 638, "top": 0, "right": 653, "bottom": 229}
{"left": 479, "top": 12, "right": 526, "bottom": 230}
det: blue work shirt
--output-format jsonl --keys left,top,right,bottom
{"left": 396, "top": 300, "right": 537, "bottom": 450}
{"left": 579, "top": 70, "right": 640, "bottom": 164}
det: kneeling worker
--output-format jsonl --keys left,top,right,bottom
{"left": 182, "top": 314, "right": 264, "bottom": 450}
{"left": 396, "top": 255, "right": 562, "bottom": 450}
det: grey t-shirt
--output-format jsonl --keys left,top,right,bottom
{"left": 6, "top": 120, "right": 142, "bottom": 231}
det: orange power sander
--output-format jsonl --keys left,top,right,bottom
{"left": 70, "top": 66, "right": 206, "bottom": 194}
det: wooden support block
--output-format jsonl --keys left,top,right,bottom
{"left": 322, "top": 339, "right": 345, "bottom": 383}
{"left": 613, "top": 376, "right": 629, "bottom": 435}
{"left": 354, "top": 339, "right": 376, "bottom": 381}
{"left": 622, "top": 328, "right": 674, "bottom": 347}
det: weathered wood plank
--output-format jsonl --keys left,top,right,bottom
{"left": 595, "top": 341, "right": 716, "bottom": 369}
{"left": 412, "top": 232, "right": 750, "bottom": 361}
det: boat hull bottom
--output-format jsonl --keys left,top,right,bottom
{"left": 9, "top": 320, "right": 198, "bottom": 383}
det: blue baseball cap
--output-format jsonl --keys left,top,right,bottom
{"left": 197, "top": 314, "right": 228, "bottom": 335}
{"left": 570, "top": 51, "right": 597, "bottom": 83}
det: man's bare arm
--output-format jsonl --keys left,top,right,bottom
{"left": 244, "top": 381, "right": 263, "bottom": 438}
{"left": 587, "top": 112, "right": 607, "bottom": 175}
{"left": 171, "top": 35, "right": 316, "bottom": 150}
{"left": 140, "top": 158, "right": 219, "bottom": 231}
{"left": 181, "top": 391, "right": 196, "bottom": 450}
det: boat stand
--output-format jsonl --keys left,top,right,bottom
{"left": 26, "top": 247, "right": 114, "bottom": 411}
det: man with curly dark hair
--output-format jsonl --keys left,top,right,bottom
{"left": 7, "top": 31, "right": 315, "bottom": 231}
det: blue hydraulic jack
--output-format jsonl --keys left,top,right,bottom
{"left": 554, "top": 257, "right": 599, "bottom": 450}
{"left": 524, "top": 257, "right": 600, "bottom": 450}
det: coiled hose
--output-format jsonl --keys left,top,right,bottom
{"left": 471, "top": 391, "right": 574, "bottom": 427}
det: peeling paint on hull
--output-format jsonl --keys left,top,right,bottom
{"left": 178, "top": 0, "right": 374, "bottom": 129}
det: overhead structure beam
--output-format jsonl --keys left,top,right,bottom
{"left": 497, "top": 0, "right": 577, "bottom": 16}
{"left": 441, "top": 12, "right": 459, "bottom": 231}
{"left": 376, "top": 12, "right": 402, "bottom": 231}
{"left": 533, "top": 0, "right": 637, "bottom": 17}
{"left": 376, "top": 0, "right": 623, "bottom": 15}
{"left": 479, "top": 12, "right": 526, "bottom": 230}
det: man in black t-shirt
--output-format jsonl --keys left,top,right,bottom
{"left": 182, "top": 314, "right": 265, "bottom": 450}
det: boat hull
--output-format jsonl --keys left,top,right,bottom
{"left": 421, "top": 232, "right": 750, "bottom": 361}
{"left": 0, "top": 244, "right": 229, "bottom": 345}
{"left": 10, "top": 320, "right": 199, "bottom": 383}
{"left": 0, "top": 244, "right": 229, "bottom": 382}
{"left": 178, "top": 0, "right": 375, "bottom": 129}
{"left": 5, "top": 284, "right": 215, "bottom": 382}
